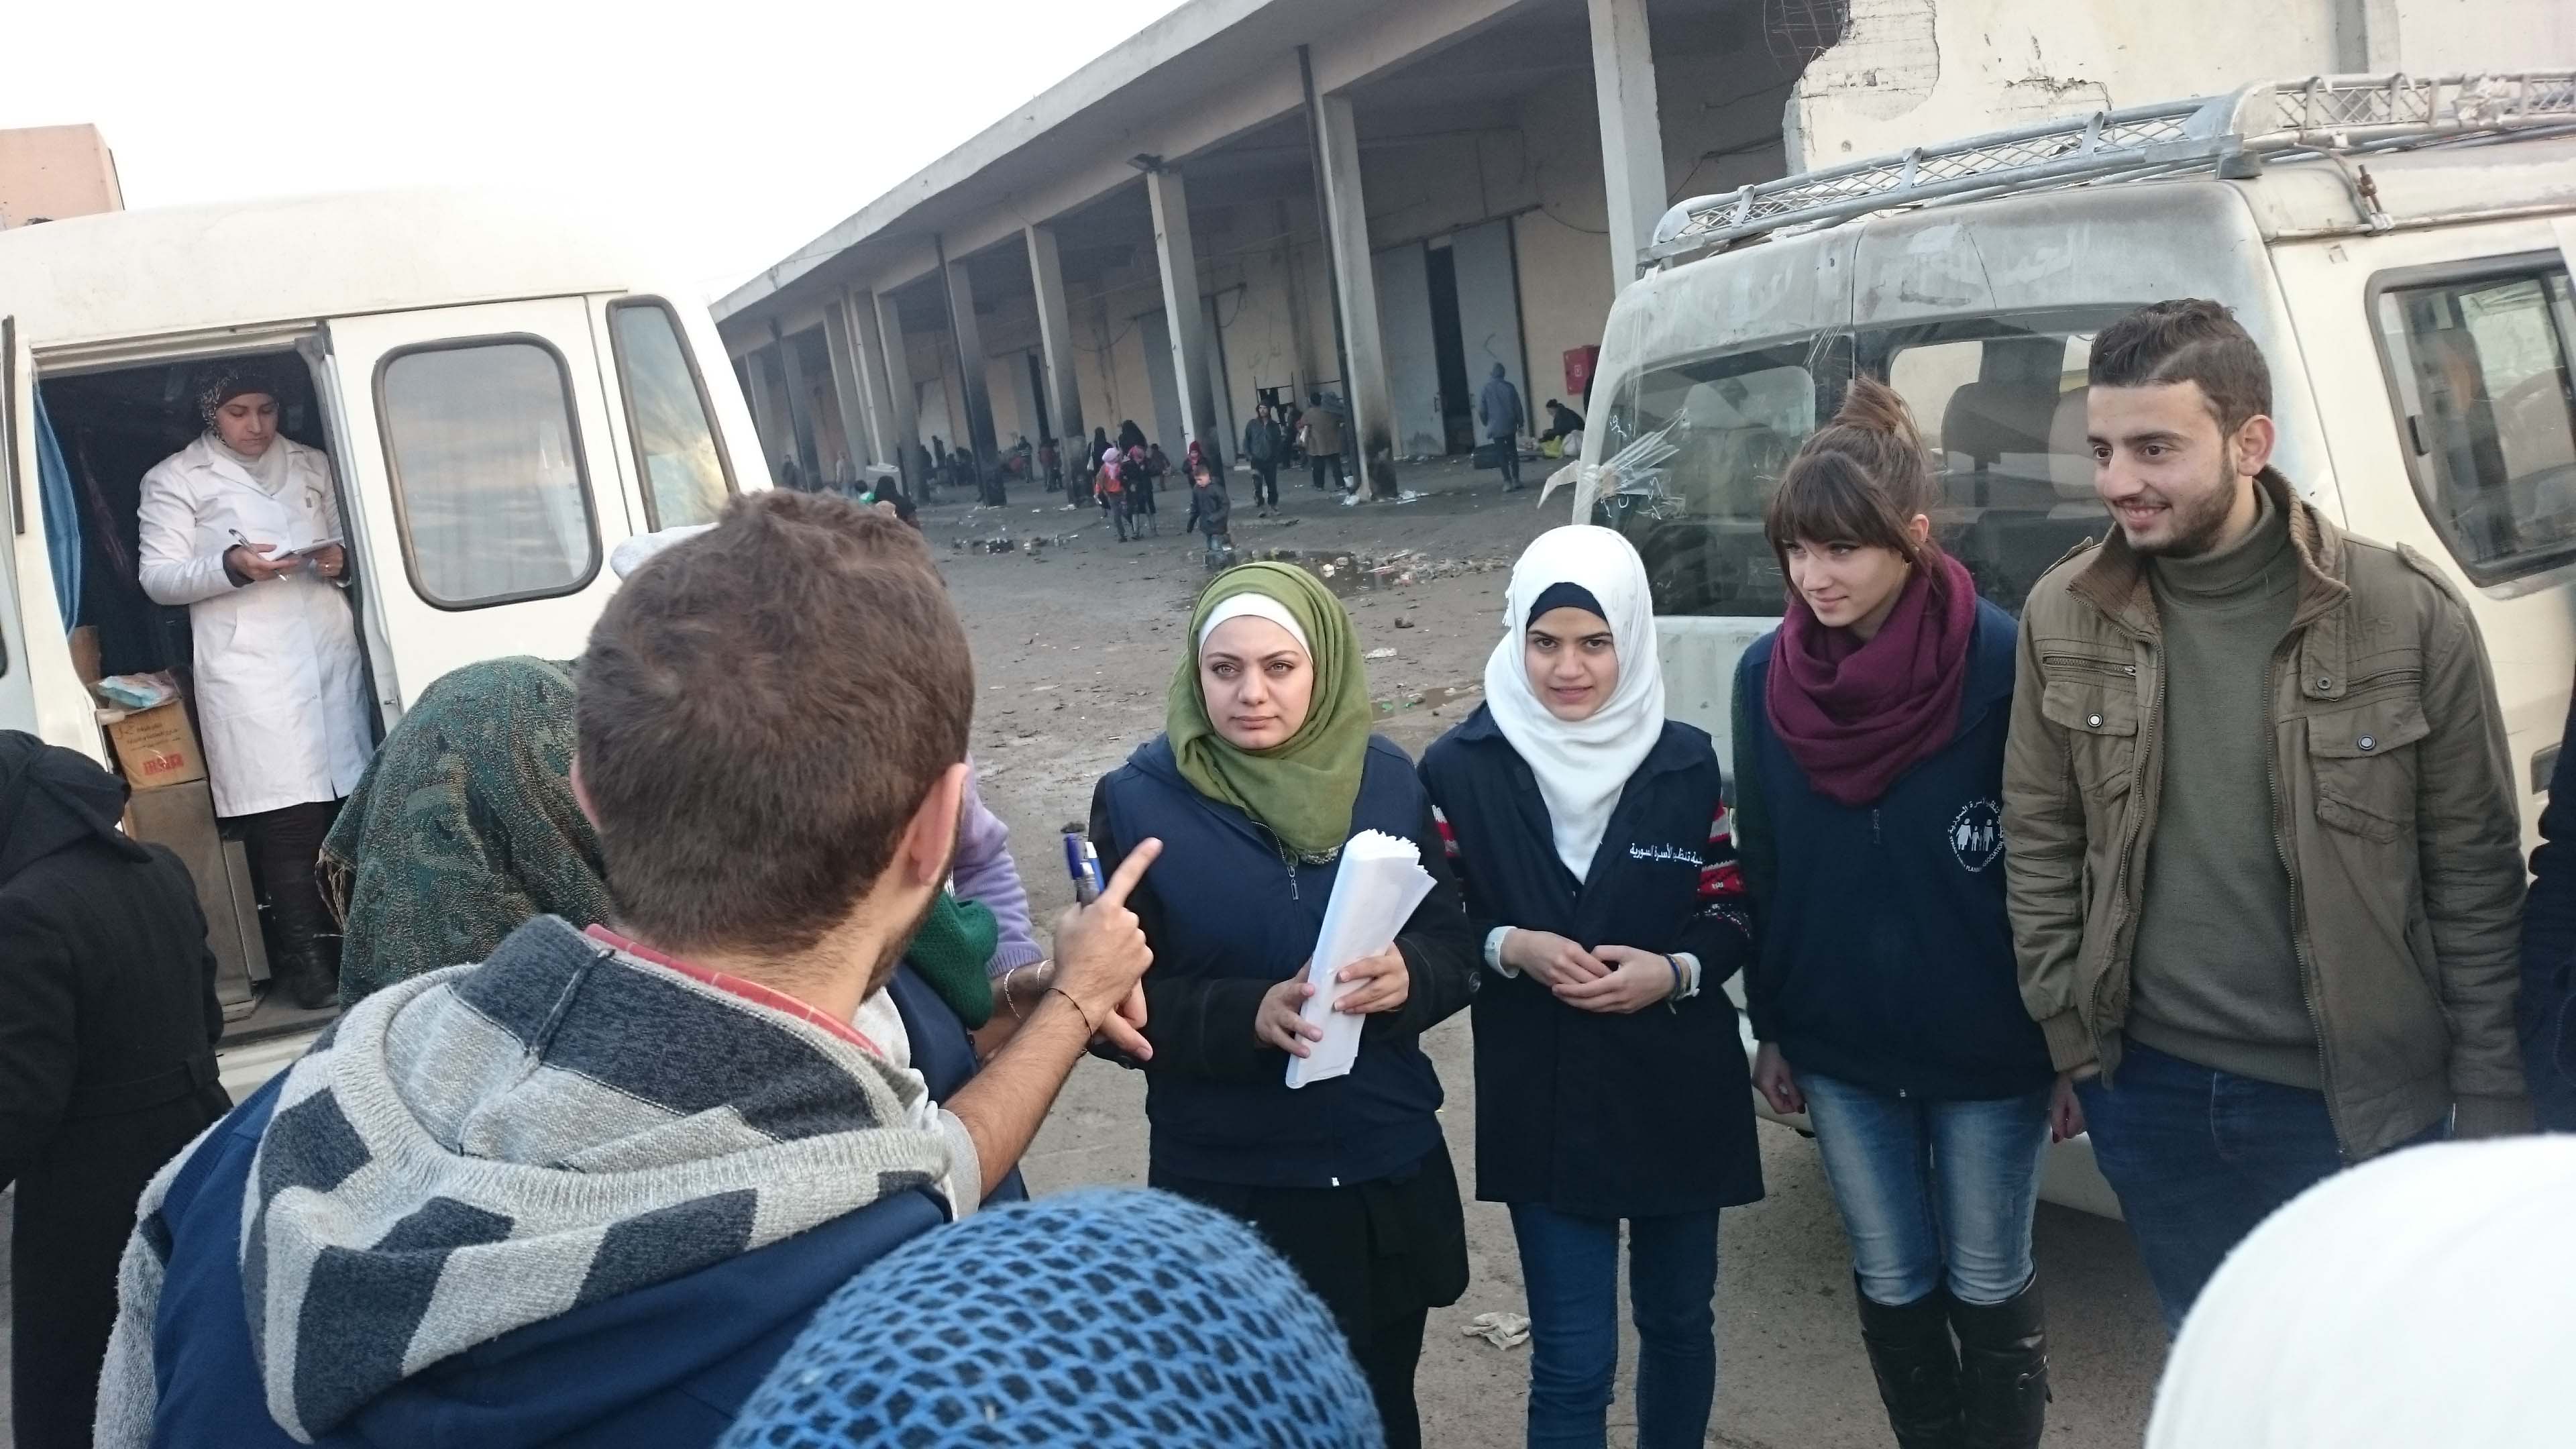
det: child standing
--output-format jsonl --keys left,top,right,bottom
{"left": 1097, "top": 447, "right": 1128, "bottom": 542}
{"left": 1185, "top": 460, "right": 1234, "bottom": 570}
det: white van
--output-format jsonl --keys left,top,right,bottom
{"left": 1580, "top": 72, "right": 2576, "bottom": 1215}
{"left": 0, "top": 191, "right": 763, "bottom": 1095}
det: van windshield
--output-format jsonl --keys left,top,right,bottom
{"left": 1597, "top": 309, "right": 2129, "bottom": 617}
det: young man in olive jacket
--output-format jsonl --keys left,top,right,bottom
{"left": 2002, "top": 299, "right": 2529, "bottom": 1334}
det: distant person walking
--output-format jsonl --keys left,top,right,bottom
{"left": 1478, "top": 363, "right": 1525, "bottom": 492}
{"left": 1185, "top": 456, "right": 1234, "bottom": 570}
{"left": 1303, "top": 392, "right": 1348, "bottom": 493}
{"left": 1244, "top": 403, "right": 1284, "bottom": 515}
{"left": 1098, "top": 446, "right": 1130, "bottom": 542}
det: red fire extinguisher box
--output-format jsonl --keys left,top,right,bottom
{"left": 1563, "top": 345, "right": 1601, "bottom": 403}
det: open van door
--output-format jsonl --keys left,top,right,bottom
{"left": 319, "top": 299, "right": 637, "bottom": 712}
{"left": 2, "top": 315, "right": 47, "bottom": 737}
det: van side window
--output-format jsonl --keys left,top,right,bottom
{"left": 378, "top": 338, "right": 600, "bottom": 608}
{"left": 607, "top": 299, "right": 735, "bottom": 529}
{"left": 1878, "top": 312, "right": 2122, "bottom": 612}
{"left": 2377, "top": 264, "right": 2576, "bottom": 585}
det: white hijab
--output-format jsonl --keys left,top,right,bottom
{"left": 1482, "top": 525, "right": 1665, "bottom": 880}
{"left": 2146, "top": 1136, "right": 2576, "bottom": 1448}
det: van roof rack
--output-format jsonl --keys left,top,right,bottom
{"left": 1646, "top": 70, "right": 2576, "bottom": 266}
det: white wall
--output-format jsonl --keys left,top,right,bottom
{"left": 1789, "top": 0, "right": 2576, "bottom": 168}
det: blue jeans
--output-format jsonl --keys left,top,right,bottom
{"left": 1796, "top": 1072, "right": 2050, "bottom": 1308}
{"left": 1508, "top": 1203, "right": 1719, "bottom": 1449}
{"left": 2076, "top": 1038, "right": 2445, "bottom": 1334}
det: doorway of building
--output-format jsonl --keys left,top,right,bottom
{"left": 1375, "top": 218, "right": 1530, "bottom": 458}
{"left": 1426, "top": 243, "right": 1474, "bottom": 454}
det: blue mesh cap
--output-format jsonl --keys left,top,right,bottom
{"left": 721, "top": 1187, "right": 1385, "bottom": 1448}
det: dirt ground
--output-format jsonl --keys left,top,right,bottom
{"left": 928, "top": 454, "right": 2171, "bottom": 1449}
{"left": 0, "top": 456, "right": 2167, "bottom": 1449}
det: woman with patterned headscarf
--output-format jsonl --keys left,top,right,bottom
{"left": 323, "top": 655, "right": 1027, "bottom": 1036}
{"left": 136, "top": 357, "right": 371, "bottom": 1010}
{"left": 1085, "top": 562, "right": 1479, "bottom": 1449}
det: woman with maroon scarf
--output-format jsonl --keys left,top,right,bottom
{"left": 1731, "top": 378, "right": 2060, "bottom": 1449}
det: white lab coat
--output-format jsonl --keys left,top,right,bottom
{"left": 136, "top": 434, "right": 373, "bottom": 818}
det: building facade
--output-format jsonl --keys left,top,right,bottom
{"left": 714, "top": 0, "right": 2575, "bottom": 492}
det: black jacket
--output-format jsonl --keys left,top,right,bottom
{"left": 1733, "top": 600, "right": 2054, "bottom": 1101}
{"left": 1419, "top": 710, "right": 1763, "bottom": 1218}
{"left": 1, "top": 733, "right": 230, "bottom": 1449}
{"left": 2521, "top": 682, "right": 2576, "bottom": 1131}
{"left": 1243, "top": 417, "right": 1282, "bottom": 466}
{"left": 1089, "top": 735, "right": 1478, "bottom": 1189}
{"left": 1185, "top": 480, "right": 1232, "bottom": 536}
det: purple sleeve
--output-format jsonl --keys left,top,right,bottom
{"left": 955, "top": 763, "right": 1044, "bottom": 975}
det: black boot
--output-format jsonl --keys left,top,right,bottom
{"left": 1950, "top": 1277, "right": 2049, "bottom": 1449}
{"left": 272, "top": 936, "right": 341, "bottom": 1011}
{"left": 1856, "top": 1280, "right": 1963, "bottom": 1449}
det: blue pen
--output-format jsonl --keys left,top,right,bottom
{"left": 1061, "top": 826, "right": 1106, "bottom": 905}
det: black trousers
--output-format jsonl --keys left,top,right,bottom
{"left": 232, "top": 798, "right": 341, "bottom": 957}
{"left": 1153, "top": 1146, "right": 1468, "bottom": 1449}
{"left": 1252, "top": 462, "right": 1280, "bottom": 507}
{"left": 1310, "top": 451, "right": 1346, "bottom": 490}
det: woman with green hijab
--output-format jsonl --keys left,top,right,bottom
{"left": 1087, "top": 562, "right": 1478, "bottom": 1449}
{"left": 320, "top": 657, "right": 1005, "bottom": 1031}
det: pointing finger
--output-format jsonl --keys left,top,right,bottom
{"left": 1093, "top": 838, "right": 1163, "bottom": 908}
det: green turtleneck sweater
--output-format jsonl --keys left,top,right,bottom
{"left": 2127, "top": 488, "right": 2319, "bottom": 1088}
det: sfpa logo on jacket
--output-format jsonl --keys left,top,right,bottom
{"left": 1949, "top": 798, "right": 2003, "bottom": 873}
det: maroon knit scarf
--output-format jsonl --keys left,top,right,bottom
{"left": 1764, "top": 553, "right": 1978, "bottom": 807}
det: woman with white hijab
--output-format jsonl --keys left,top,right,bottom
{"left": 136, "top": 358, "right": 371, "bottom": 1010}
{"left": 1418, "top": 524, "right": 1762, "bottom": 1449}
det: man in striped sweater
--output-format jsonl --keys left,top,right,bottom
{"left": 97, "top": 492, "right": 1161, "bottom": 1448}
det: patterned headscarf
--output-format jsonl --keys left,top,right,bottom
{"left": 195, "top": 360, "right": 286, "bottom": 429}
{"left": 321, "top": 657, "right": 1000, "bottom": 1021}
{"left": 720, "top": 1188, "right": 1385, "bottom": 1448}
{"left": 321, "top": 658, "right": 613, "bottom": 1006}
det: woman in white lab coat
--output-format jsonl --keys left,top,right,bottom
{"left": 137, "top": 360, "right": 373, "bottom": 1010}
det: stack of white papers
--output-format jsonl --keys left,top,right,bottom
{"left": 1285, "top": 830, "right": 1438, "bottom": 1089}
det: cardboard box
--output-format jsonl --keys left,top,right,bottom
{"left": 123, "top": 780, "right": 271, "bottom": 1014}
{"left": 105, "top": 700, "right": 207, "bottom": 790}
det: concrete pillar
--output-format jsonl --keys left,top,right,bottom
{"left": 871, "top": 290, "right": 922, "bottom": 488}
{"left": 839, "top": 287, "right": 893, "bottom": 472}
{"left": 1588, "top": 0, "right": 1668, "bottom": 292}
{"left": 1145, "top": 166, "right": 1224, "bottom": 458}
{"left": 743, "top": 345, "right": 788, "bottom": 482}
{"left": 822, "top": 300, "right": 869, "bottom": 486}
{"left": 774, "top": 323, "right": 818, "bottom": 482}
{"left": 938, "top": 243, "right": 1002, "bottom": 494}
{"left": 1024, "top": 224, "right": 1086, "bottom": 447}
{"left": 1314, "top": 93, "right": 1397, "bottom": 486}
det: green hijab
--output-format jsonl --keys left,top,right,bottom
{"left": 322, "top": 656, "right": 998, "bottom": 1026}
{"left": 1167, "top": 562, "right": 1373, "bottom": 858}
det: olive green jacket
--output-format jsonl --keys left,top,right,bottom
{"left": 2003, "top": 470, "right": 2530, "bottom": 1157}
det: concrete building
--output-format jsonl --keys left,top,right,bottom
{"left": 0, "top": 124, "right": 123, "bottom": 229}
{"left": 714, "top": 0, "right": 2575, "bottom": 495}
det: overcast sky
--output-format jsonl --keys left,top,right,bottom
{"left": 5, "top": 0, "right": 1187, "bottom": 302}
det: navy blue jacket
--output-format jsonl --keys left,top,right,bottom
{"left": 1089, "top": 735, "right": 1479, "bottom": 1189}
{"left": 136, "top": 965, "right": 1001, "bottom": 1448}
{"left": 1419, "top": 710, "right": 1764, "bottom": 1218}
{"left": 1734, "top": 600, "right": 2054, "bottom": 1102}
{"left": 2520, "top": 682, "right": 2576, "bottom": 1131}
